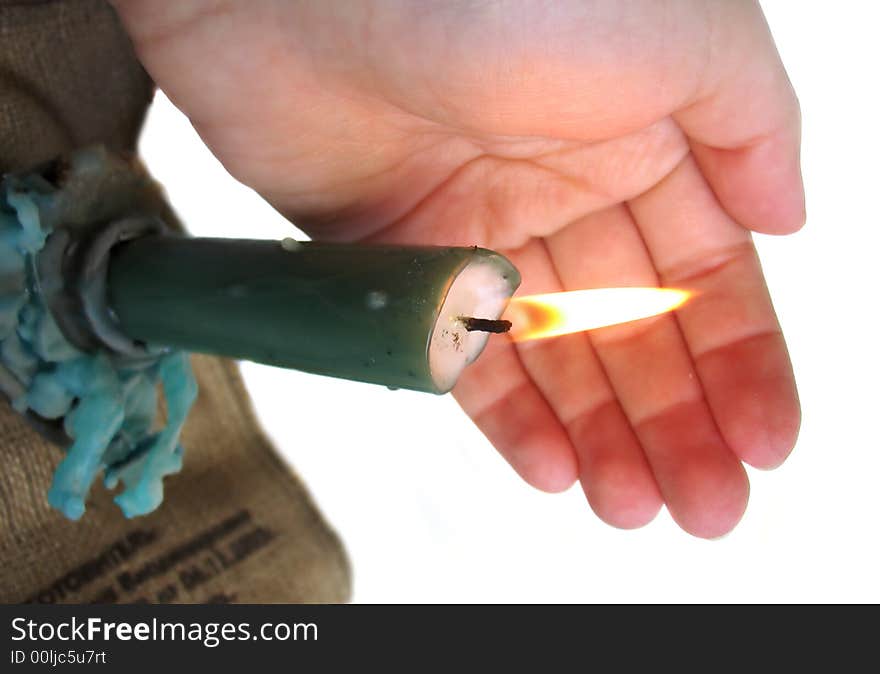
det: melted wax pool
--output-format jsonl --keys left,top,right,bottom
{"left": 0, "top": 178, "right": 196, "bottom": 520}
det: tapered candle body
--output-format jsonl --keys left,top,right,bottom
{"left": 107, "top": 237, "right": 520, "bottom": 393}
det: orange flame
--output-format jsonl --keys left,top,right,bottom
{"left": 504, "top": 287, "right": 692, "bottom": 342}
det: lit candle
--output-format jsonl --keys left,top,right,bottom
{"left": 106, "top": 237, "right": 520, "bottom": 393}
{"left": 2, "top": 145, "right": 524, "bottom": 520}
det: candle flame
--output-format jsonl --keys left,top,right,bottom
{"left": 504, "top": 287, "right": 692, "bottom": 342}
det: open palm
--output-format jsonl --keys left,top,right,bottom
{"left": 113, "top": 0, "right": 803, "bottom": 537}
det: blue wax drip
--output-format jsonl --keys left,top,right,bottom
{"left": 0, "top": 180, "right": 197, "bottom": 520}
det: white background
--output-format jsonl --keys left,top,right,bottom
{"left": 139, "top": 2, "right": 880, "bottom": 602}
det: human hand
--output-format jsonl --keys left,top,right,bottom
{"left": 111, "top": 0, "right": 803, "bottom": 538}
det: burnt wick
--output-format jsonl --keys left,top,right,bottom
{"left": 460, "top": 317, "right": 513, "bottom": 334}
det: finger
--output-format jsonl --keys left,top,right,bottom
{"left": 546, "top": 205, "right": 749, "bottom": 538}
{"left": 628, "top": 155, "right": 800, "bottom": 469}
{"left": 504, "top": 240, "right": 662, "bottom": 529}
{"left": 454, "top": 336, "right": 578, "bottom": 494}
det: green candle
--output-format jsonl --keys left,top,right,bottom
{"left": 106, "top": 237, "right": 520, "bottom": 393}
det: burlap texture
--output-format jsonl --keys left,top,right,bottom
{"left": 0, "top": 0, "right": 351, "bottom": 603}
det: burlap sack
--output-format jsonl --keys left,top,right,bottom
{"left": 0, "top": 0, "right": 351, "bottom": 603}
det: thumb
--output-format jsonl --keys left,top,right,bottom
{"left": 675, "top": 1, "right": 805, "bottom": 235}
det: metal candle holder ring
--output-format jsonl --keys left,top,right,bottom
{"left": 39, "top": 214, "right": 170, "bottom": 362}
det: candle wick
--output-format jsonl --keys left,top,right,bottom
{"left": 459, "top": 317, "right": 512, "bottom": 334}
